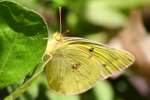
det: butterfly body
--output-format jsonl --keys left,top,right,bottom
{"left": 44, "top": 32, "right": 134, "bottom": 95}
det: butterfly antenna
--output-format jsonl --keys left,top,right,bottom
{"left": 59, "top": 7, "right": 62, "bottom": 34}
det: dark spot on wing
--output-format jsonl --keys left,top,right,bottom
{"left": 89, "top": 47, "right": 94, "bottom": 52}
{"left": 88, "top": 47, "right": 95, "bottom": 58}
{"left": 102, "top": 63, "right": 106, "bottom": 67}
{"left": 72, "top": 63, "right": 81, "bottom": 70}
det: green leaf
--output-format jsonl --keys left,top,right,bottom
{"left": 0, "top": 1, "right": 48, "bottom": 88}
{"left": 93, "top": 81, "right": 114, "bottom": 100}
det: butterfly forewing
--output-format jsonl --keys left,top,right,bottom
{"left": 64, "top": 37, "right": 134, "bottom": 79}
{"left": 73, "top": 44, "right": 134, "bottom": 79}
{"left": 45, "top": 36, "right": 134, "bottom": 95}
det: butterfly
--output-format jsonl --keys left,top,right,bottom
{"left": 44, "top": 32, "right": 135, "bottom": 95}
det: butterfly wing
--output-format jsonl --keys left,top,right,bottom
{"left": 64, "top": 37, "right": 135, "bottom": 79}
{"left": 45, "top": 37, "right": 134, "bottom": 95}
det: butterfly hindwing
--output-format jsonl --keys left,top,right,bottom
{"left": 45, "top": 44, "right": 101, "bottom": 95}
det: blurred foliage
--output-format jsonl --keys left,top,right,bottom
{"left": 0, "top": 0, "right": 150, "bottom": 100}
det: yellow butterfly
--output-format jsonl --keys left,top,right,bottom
{"left": 44, "top": 32, "right": 135, "bottom": 95}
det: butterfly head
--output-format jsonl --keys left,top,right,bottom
{"left": 53, "top": 32, "right": 63, "bottom": 41}
{"left": 45, "top": 32, "right": 63, "bottom": 57}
